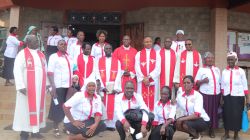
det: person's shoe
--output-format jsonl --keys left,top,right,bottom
{"left": 20, "top": 131, "right": 29, "bottom": 140}
{"left": 53, "top": 128, "right": 60, "bottom": 137}
{"left": 5, "top": 82, "right": 14, "bottom": 86}
{"left": 31, "top": 133, "right": 44, "bottom": 139}
{"left": 192, "top": 134, "right": 201, "bottom": 140}
{"left": 221, "top": 135, "right": 229, "bottom": 140}
{"left": 106, "top": 127, "right": 116, "bottom": 131}
{"left": 209, "top": 129, "right": 215, "bottom": 138}
{"left": 234, "top": 136, "right": 240, "bottom": 140}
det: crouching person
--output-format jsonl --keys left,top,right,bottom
{"left": 63, "top": 80, "right": 106, "bottom": 140}
{"left": 115, "top": 81, "right": 154, "bottom": 140}
{"left": 148, "top": 86, "right": 176, "bottom": 140}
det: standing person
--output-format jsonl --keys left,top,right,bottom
{"left": 173, "top": 39, "right": 202, "bottom": 88}
{"left": 3, "top": 27, "right": 23, "bottom": 86}
{"left": 135, "top": 37, "right": 161, "bottom": 112}
{"left": 195, "top": 52, "right": 221, "bottom": 138}
{"left": 63, "top": 80, "right": 106, "bottom": 140}
{"left": 149, "top": 86, "right": 176, "bottom": 140}
{"left": 113, "top": 35, "right": 137, "bottom": 91}
{"left": 176, "top": 75, "right": 210, "bottom": 139}
{"left": 64, "top": 28, "right": 77, "bottom": 53}
{"left": 74, "top": 42, "right": 96, "bottom": 89}
{"left": 23, "top": 26, "right": 44, "bottom": 52}
{"left": 13, "top": 35, "right": 49, "bottom": 140}
{"left": 46, "top": 26, "right": 62, "bottom": 61}
{"left": 95, "top": 44, "right": 122, "bottom": 130}
{"left": 159, "top": 37, "right": 176, "bottom": 90}
{"left": 68, "top": 31, "right": 85, "bottom": 61}
{"left": 91, "top": 30, "right": 108, "bottom": 60}
{"left": 153, "top": 37, "right": 161, "bottom": 52}
{"left": 115, "top": 81, "right": 151, "bottom": 140}
{"left": 171, "top": 29, "right": 185, "bottom": 56}
{"left": 47, "top": 40, "right": 73, "bottom": 137}
{"left": 221, "top": 52, "right": 250, "bottom": 140}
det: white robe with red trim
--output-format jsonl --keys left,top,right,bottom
{"left": 13, "top": 49, "right": 49, "bottom": 133}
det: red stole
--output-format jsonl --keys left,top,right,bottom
{"left": 75, "top": 54, "right": 94, "bottom": 87}
{"left": 98, "top": 56, "right": 119, "bottom": 120}
{"left": 160, "top": 49, "right": 176, "bottom": 89}
{"left": 140, "top": 48, "right": 156, "bottom": 111}
{"left": 24, "top": 48, "right": 46, "bottom": 126}
{"left": 180, "top": 50, "right": 200, "bottom": 86}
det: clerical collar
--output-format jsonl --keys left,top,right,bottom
{"left": 123, "top": 45, "right": 130, "bottom": 50}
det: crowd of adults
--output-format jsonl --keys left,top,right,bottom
{"left": 2, "top": 25, "right": 250, "bottom": 140}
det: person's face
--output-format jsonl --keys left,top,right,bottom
{"left": 164, "top": 38, "right": 172, "bottom": 49}
{"left": 124, "top": 82, "right": 135, "bottom": 99}
{"left": 123, "top": 36, "right": 131, "bottom": 47}
{"left": 67, "top": 30, "right": 73, "bottom": 37}
{"left": 50, "top": 28, "right": 56, "bottom": 35}
{"left": 185, "top": 40, "right": 193, "bottom": 51}
{"left": 176, "top": 33, "right": 184, "bottom": 40}
{"left": 183, "top": 78, "right": 193, "bottom": 92}
{"left": 160, "top": 88, "right": 170, "bottom": 102}
{"left": 204, "top": 55, "right": 214, "bottom": 67}
{"left": 57, "top": 40, "right": 67, "bottom": 52}
{"left": 98, "top": 33, "right": 106, "bottom": 43}
{"left": 83, "top": 44, "right": 92, "bottom": 55}
{"left": 227, "top": 56, "right": 236, "bottom": 68}
{"left": 77, "top": 32, "right": 85, "bottom": 42}
{"left": 13, "top": 28, "right": 17, "bottom": 34}
{"left": 156, "top": 38, "right": 161, "bottom": 44}
{"left": 28, "top": 36, "right": 39, "bottom": 50}
{"left": 86, "top": 82, "right": 96, "bottom": 95}
{"left": 31, "top": 28, "right": 37, "bottom": 35}
{"left": 143, "top": 37, "right": 153, "bottom": 49}
{"left": 104, "top": 45, "right": 112, "bottom": 57}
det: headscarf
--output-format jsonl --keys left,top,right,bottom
{"left": 23, "top": 26, "right": 44, "bottom": 51}
{"left": 227, "top": 51, "right": 238, "bottom": 65}
{"left": 176, "top": 30, "right": 184, "bottom": 35}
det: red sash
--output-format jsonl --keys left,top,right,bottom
{"left": 180, "top": 50, "right": 200, "bottom": 86}
{"left": 140, "top": 48, "right": 156, "bottom": 111}
{"left": 98, "top": 56, "right": 118, "bottom": 120}
{"left": 160, "top": 49, "right": 176, "bottom": 89}
{"left": 24, "top": 48, "right": 46, "bottom": 126}
{"left": 75, "top": 54, "right": 94, "bottom": 87}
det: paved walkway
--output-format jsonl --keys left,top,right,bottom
{"left": 0, "top": 78, "right": 249, "bottom": 140}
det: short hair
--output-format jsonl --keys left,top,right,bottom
{"left": 9, "top": 27, "right": 17, "bottom": 33}
{"left": 186, "top": 38, "right": 193, "bottom": 42}
{"left": 203, "top": 51, "right": 214, "bottom": 59}
{"left": 82, "top": 42, "right": 92, "bottom": 50}
{"left": 183, "top": 75, "right": 194, "bottom": 84}
{"left": 96, "top": 29, "right": 108, "bottom": 38}
{"left": 51, "top": 26, "right": 59, "bottom": 33}
{"left": 104, "top": 43, "right": 112, "bottom": 49}
{"left": 161, "top": 86, "right": 171, "bottom": 100}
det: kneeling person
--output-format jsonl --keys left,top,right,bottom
{"left": 115, "top": 81, "right": 153, "bottom": 140}
{"left": 63, "top": 80, "right": 106, "bottom": 140}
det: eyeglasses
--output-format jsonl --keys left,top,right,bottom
{"left": 185, "top": 44, "right": 192, "bottom": 46}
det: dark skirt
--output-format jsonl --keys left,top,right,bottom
{"left": 185, "top": 118, "right": 210, "bottom": 132}
{"left": 2, "top": 56, "right": 15, "bottom": 79}
{"left": 201, "top": 93, "right": 221, "bottom": 128}
{"left": 64, "top": 118, "right": 106, "bottom": 138}
{"left": 148, "top": 124, "right": 175, "bottom": 140}
{"left": 48, "top": 88, "right": 68, "bottom": 123}
{"left": 223, "top": 95, "right": 244, "bottom": 131}
{"left": 46, "top": 45, "right": 58, "bottom": 61}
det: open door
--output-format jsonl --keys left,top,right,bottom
{"left": 123, "top": 23, "right": 144, "bottom": 51}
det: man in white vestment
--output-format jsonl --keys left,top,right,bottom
{"left": 13, "top": 35, "right": 50, "bottom": 140}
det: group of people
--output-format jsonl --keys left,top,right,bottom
{"left": 2, "top": 25, "right": 250, "bottom": 140}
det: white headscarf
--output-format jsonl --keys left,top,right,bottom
{"left": 227, "top": 51, "right": 238, "bottom": 65}
{"left": 176, "top": 30, "right": 184, "bottom": 35}
{"left": 81, "top": 78, "right": 96, "bottom": 91}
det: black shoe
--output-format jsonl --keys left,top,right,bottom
{"left": 106, "top": 127, "right": 116, "bottom": 131}
{"left": 31, "top": 133, "right": 44, "bottom": 139}
{"left": 20, "top": 131, "right": 29, "bottom": 140}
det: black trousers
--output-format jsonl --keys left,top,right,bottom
{"left": 116, "top": 120, "right": 141, "bottom": 140}
{"left": 148, "top": 124, "right": 175, "bottom": 140}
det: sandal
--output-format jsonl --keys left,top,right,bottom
{"left": 54, "top": 129, "right": 60, "bottom": 137}
{"left": 192, "top": 134, "right": 201, "bottom": 140}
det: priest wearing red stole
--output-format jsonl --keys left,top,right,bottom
{"left": 73, "top": 42, "right": 96, "bottom": 89}
{"left": 113, "top": 35, "right": 137, "bottom": 91}
{"left": 173, "top": 39, "right": 202, "bottom": 88}
{"left": 96, "top": 44, "right": 122, "bottom": 129}
{"left": 68, "top": 31, "right": 85, "bottom": 61}
{"left": 159, "top": 38, "right": 176, "bottom": 90}
{"left": 13, "top": 35, "right": 50, "bottom": 140}
{"left": 135, "top": 37, "right": 161, "bottom": 112}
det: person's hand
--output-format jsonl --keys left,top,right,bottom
{"left": 143, "top": 77, "right": 150, "bottom": 86}
{"left": 102, "top": 88, "right": 108, "bottom": 93}
{"left": 112, "top": 90, "right": 119, "bottom": 94}
{"left": 160, "top": 124, "right": 166, "bottom": 135}
{"left": 141, "top": 125, "right": 148, "bottom": 138}
{"left": 50, "top": 86, "right": 57, "bottom": 98}
{"left": 19, "top": 88, "right": 27, "bottom": 95}
{"left": 202, "top": 77, "right": 209, "bottom": 84}
{"left": 171, "top": 98, "right": 177, "bottom": 105}
{"left": 123, "top": 120, "right": 131, "bottom": 132}
{"left": 123, "top": 71, "right": 130, "bottom": 77}
{"left": 86, "top": 123, "right": 98, "bottom": 137}
{"left": 220, "top": 97, "right": 224, "bottom": 106}
{"left": 72, "top": 120, "right": 85, "bottom": 129}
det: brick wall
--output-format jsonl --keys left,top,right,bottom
{"left": 126, "top": 7, "right": 212, "bottom": 54}
{"left": 0, "top": 9, "right": 10, "bottom": 27}
{"left": 228, "top": 11, "right": 250, "bottom": 31}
